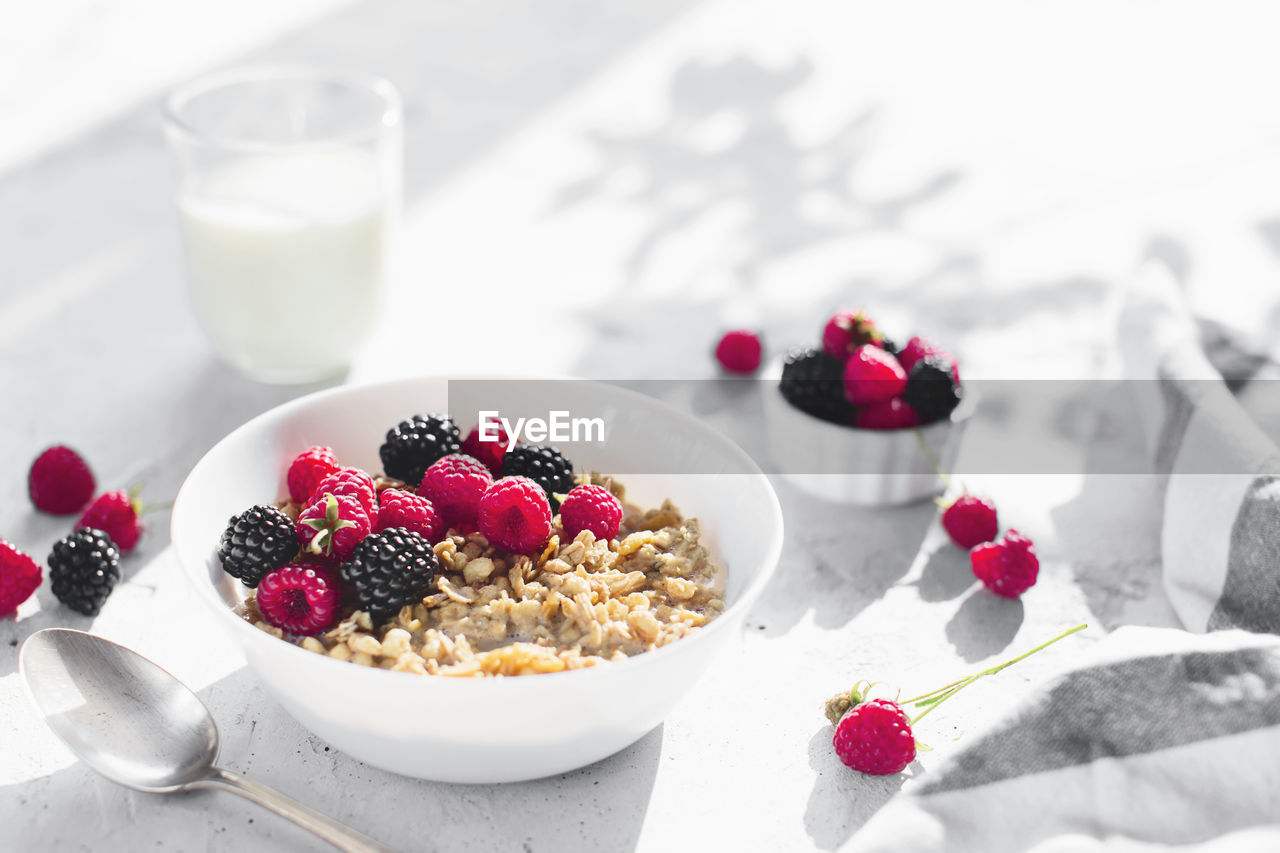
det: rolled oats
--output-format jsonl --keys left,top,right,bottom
{"left": 245, "top": 490, "right": 725, "bottom": 678}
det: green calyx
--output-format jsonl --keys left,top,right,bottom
{"left": 128, "top": 482, "right": 173, "bottom": 516}
{"left": 299, "top": 493, "right": 357, "bottom": 556}
{"left": 823, "top": 680, "right": 879, "bottom": 725}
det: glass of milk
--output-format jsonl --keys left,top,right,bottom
{"left": 165, "top": 67, "right": 402, "bottom": 383}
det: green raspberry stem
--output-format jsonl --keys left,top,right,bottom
{"left": 911, "top": 428, "right": 951, "bottom": 491}
{"left": 906, "top": 623, "right": 1087, "bottom": 725}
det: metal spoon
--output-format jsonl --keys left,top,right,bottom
{"left": 20, "top": 628, "right": 397, "bottom": 853}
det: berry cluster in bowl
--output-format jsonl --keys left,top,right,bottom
{"left": 216, "top": 415, "right": 726, "bottom": 677}
{"left": 779, "top": 310, "right": 963, "bottom": 430}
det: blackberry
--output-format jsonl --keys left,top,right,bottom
{"left": 878, "top": 337, "right": 899, "bottom": 357}
{"left": 48, "top": 528, "right": 121, "bottom": 616}
{"left": 902, "top": 355, "right": 963, "bottom": 424}
{"left": 339, "top": 527, "right": 438, "bottom": 619}
{"left": 379, "top": 414, "right": 461, "bottom": 485}
{"left": 500, "top": 445, "right": 575, "bottom": 509}
{"left": 218, "top": 504, "right": 297, "bottom": 588}
{"left": 779, "top": 348, "right": 855, "bottom": 424}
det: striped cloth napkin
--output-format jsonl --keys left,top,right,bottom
{"left": 843, "top": 263, "right": 1280, "bottom": 852}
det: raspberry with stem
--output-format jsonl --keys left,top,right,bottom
{"left": 826, "top": 624, "right": 1087, "bottom": 774}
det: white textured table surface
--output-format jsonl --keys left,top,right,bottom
{"left": 5, "top": 1, "right": 1280, "bottom": 850}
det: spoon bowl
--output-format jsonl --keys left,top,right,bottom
{"left": 20, "top": 628, "right": 396, "bottom": 852}
{"left": 20, "top": 628, "right": 219, "bottom": 792}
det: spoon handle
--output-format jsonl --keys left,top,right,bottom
{"left": 192, "top": 767, "right": 399, "bottom": 853}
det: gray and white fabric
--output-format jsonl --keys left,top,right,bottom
{"left": 844, "top": 262, "right": 1280, "bottom": 853}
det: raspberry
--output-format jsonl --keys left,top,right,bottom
{"left": 0, "top": 539, "right": 42, "bottom": 615}
{"left": 898, "top": 336, "right": 960, "bottom": 383}
{"left": 255, "top": 563, "right": 342, "bottom": 636}
{"left": 842, "top": 344, "right": 907, "bottom": 406}
{"left": 376, "top": 488, "right": 444, "bottom": 542}
{"left": 48, "top": 528, "right": 121, "bottom": 616}
{"left": 714, "top": 329, "right": 762, "bottom": 374}
{"left": 853, "top": 397, "right": 919, "bottom": 430}
{"left": 28, "top": 446, "right": 96, "bottom": 515}
{"left": 559, "top": 484, "right": 623, "bottom": 541}
{"left": 832, "top": 698, "right": 916, "bottom": 775}
{"left": 217, "top": 504, "right": 298, "bottom": 588}
{"left": 822, "top": 310, "right": 881, "bottom": 360}
{"left": 379, "top": 414, "right": 461, "bottom": 486}
{"left": 313, "top": 467, "right": 378, "bottom": 523}
{"left": 286, "top": 446, "right": 340, "bottom": 504}
{"left": 297, "top": 492, "right": 370, "bottom": 563}
{"left": 971, "top": 529, "right": 1039, "bottom": 598}
{"left": 902, "top": 356, "right": 963, "bottom": 425}
{"left": 941, "top": 495, "right": 998, "bottom": 549}
{"left": 478, "top": 477, "right": 553, "bottom": 554}
{"left": 339, "top": 528, "right": 438, "bottom": 619}
{"left": 779, "top": 348, "right": 855, "bottom": 424}
{"left": 77, "top": 490, "right": 144, "bottom": 554}
{"left": 461, "top": 423, "right": 512, "bottom": 477}
{"left": 418, "top": 454, "right": 493, "bottom": 531}
{"left": 500, "top": 445, "right": 575, "bottom": 510}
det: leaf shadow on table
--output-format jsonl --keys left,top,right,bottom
{"left": 803, "top": 725, "right": 911, "bottom": 850}
{"left": 6, "top": 664, "right": 665, "bottom": 853}
{"left": 549, "top": 55, "right": 962, "bottom": 292}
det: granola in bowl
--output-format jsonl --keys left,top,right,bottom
{"left": 218, "top": 415, "right": 727, "bottom": 677}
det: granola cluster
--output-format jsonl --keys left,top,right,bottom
{"left": 245, "top": 487, "right": 726, "bottom": 677}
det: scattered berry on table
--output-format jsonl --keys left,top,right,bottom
{"left": 379, "top": 414, "right": 461, "bottom": 486}
{"left": 286, "top": 446, "right": 340, "bottom": 504}
{"left": 297, "top": 493, "right": 370, "bottom": 563}
{"left": 822, "top": 310, "right": 882, "bottom": 360}
{"left": 313, "top": 467, "right": 378, "bottom": 523}
{"left": 902, "top": 356, "right": 963, "bottom": 424}
{"left": 0, "top": 539, "right": 42, "bottom": 615}
{"left": 339, "top": 527, "right": 438, "bottom": 619}
{"left": 500, "top": 445, "right": 575, "bottom": 510}
{"left": 461, "top": 424, "right": 512, "bottom": 477}
{"left": 898, "top": 336, "right": 960, "bottom": 383}
{"left": 779, "top": 348, "right": 856, "bottom": 424}
{"left": 217, "top": 504, "right": 298, "bottom": 588}
{"left": 842, "top": 344, "right": 907, "bottom": 406}
{"left": 376, "top": 488, "right": 444, "bottom": 543}
{"left": 48, "top": 528, "right": 121, "bottom": 616}
{"left": 28, "top": 446, "right": 96, "bottom": 515}
{"left": 714, "top": 329, "right": 763, "bottom": 374}
{"left": 77, "top": 490, "right": 144, "bottom": 554}
{"left": 256, "top": 563, "right": 342, "bottom": 636}
{"left": 941, "top": 495, "right": 998, "bottom": 549}
{"left": 853, "top": 397, "right": 920, "bottom": 430}
{"left": 559, "top": 484, "right": 623, "bottom": 541}
{"left": 832, "top": 697, "right": 917, "bottom": 775}
{"left": 971, "top": 529, "right": 1039, "bottom": 598}
{"left": 418, "top": 454, "right": 493, "bottom": 531}
{"left": 824, "top": 626, "right": 1087, "bottom": 775}
{"left": 478, "top": 476, "right": 553, "bottom": 554}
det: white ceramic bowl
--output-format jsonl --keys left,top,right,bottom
{"left": 171, "top": 376, "right": 782, "bottom": 783}
{"left": 762, "top": 357, "right": 973, "bottom": 504}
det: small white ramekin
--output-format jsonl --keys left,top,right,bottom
{"left": 762, "top": 356, "right": 973, "bottom": 504}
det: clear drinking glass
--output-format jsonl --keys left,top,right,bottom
{"left": 166, "top": 67, "right": 402, "bottom": 383}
